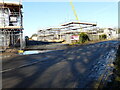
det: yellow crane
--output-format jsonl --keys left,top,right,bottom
{"left": 70, "top": 0, "right": 79, "bottom": 21}
{"left": 70, "top": 0, "right": 82, "bottom": 31}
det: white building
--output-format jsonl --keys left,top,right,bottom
{"left": 103, "top": 28, "right": 117, "bottom": 39}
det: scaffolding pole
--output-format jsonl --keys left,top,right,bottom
{"left": 0, "top": 0, "right": 24, "bottom": 51}
{"left": 20, "top": 31, "right": 23, "bottom": 50}
{"left": 19, "top": 0, "right": 23, "bottom": 50}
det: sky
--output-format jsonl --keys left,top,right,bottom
{"left": 22, "top": 2, "right": 118, "bottom": 37}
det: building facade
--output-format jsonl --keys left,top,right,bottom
{"left": 0, "top": 1, "right": 23, "bottom": 50}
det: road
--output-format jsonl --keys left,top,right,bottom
{"left": 2, "top": 40, "right": 120, "bottom": 88}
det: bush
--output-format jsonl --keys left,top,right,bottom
{"left": 99, "top": 34, "right": 107, "bottom": 40}
{"left": 102, "top": 45, "right": 120, "bottom": 89}
{"left": 111, "top": 45, "right": 120, "bottom": 88}
{"left": 115, "top": 45, "right": 120, "bottom": 76}
{"left": 79, "top": 32, "right": 90, "bottom": 43}
{"left": 118, "top": 28, "right": 120, "bottom": 34}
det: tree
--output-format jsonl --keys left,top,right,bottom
{"left": 79, "top": 32, "right": 90, "bottom": 43}
{"left": 118, "top": 28, "right": 120, "bottom": 34}
{"left": 99, "top": 34, "right": 107, "bottom": 40}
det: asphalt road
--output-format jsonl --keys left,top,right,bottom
{"left": 2, "top": 40, "right": 120, "bottom": 88}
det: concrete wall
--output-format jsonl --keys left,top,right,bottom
{"left": 38, "top": 35, "right": 55, "bottom": 41}
{"left": 88, "top": 34, "right": 99, "bottom": 41}
{"left": 65, "top": 34, "right": 72, "bottom": 44}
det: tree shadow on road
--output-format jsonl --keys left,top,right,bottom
{"left": 2, "top": 42, "right": 114, "bottom": 88}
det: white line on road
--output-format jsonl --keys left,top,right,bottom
{"left": 1, "top": 57, "right": 49, "bottom": 73}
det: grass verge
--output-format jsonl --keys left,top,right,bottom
{"left": 103, "top": 45, "right": 120, "bottom": 89}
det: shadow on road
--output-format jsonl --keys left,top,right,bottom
{"left": 2, "top": 40, "right": 119, "bottom": 88}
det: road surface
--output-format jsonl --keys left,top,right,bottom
{"left": 2, "top": 40, "right": 120, "bottom": 88}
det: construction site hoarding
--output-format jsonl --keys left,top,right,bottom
{"left": 71, "top": 35, "right": 79, "bottom": 40}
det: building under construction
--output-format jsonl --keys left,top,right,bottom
{"left": 37, "top": 21, "right": 97, "bottom": 43}
{"left": 0, "top": 1, "right": 23, "bottom": 51}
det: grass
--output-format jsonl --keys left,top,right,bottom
{"left": 69, "top": 39, "right": 108, "bottom": 46}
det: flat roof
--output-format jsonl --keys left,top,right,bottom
{"left": 61, "top": 22, "right": 97, "bottom": 26}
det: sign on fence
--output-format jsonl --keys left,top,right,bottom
{"left": 71, "top": 35, "right": 79, "bottom": 40}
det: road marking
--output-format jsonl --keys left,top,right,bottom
{"left": 1, "top": 57, "right": 49, "bottom": 73}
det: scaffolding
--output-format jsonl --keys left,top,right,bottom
{"left": 37, "top": 21, "right": 97, "bottom": 43}
{"left": 0, "top": 0, "right": 23, "bottom": 51}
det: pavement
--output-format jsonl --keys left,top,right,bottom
{"left": 2, "top": 40, "right": 120, "bottom": 88}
